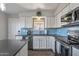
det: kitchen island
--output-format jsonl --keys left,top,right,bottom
{"left": 0, "top": 39, "right": 28, "bottom": 56}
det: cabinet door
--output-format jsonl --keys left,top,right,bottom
{"left": 72, "top": 47, "right": 79, "bottom": 56}
{"left": 39, "top": 36, "right": 46, "bottom": 49}
{"left": 47, "top": 17, "right": 51, "bottom": 28}
{"left": 25, "top": 16, "right": 32, "bottom": 28}
{"left": 33, "top": 37, "right": 40, "bottom": 49}
{"left": 46, "top": 36, "right": 52, "bottom": 49}
{"left": 51, "top": 37, "right": 55, "bottom": 53}
{"left": 56, "top": 41, "right": 61, "bottom": 54}
{"left": 70, "top": 3, "right": 79, "bottom": 11}
{"left": 47, "top": 17, "right": 55, "bottom": 28}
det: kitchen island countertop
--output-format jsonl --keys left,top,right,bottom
{"left": 0, "top": 39, "right": 28, "bottom": 56}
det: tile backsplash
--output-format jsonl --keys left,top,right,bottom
{"left": 47, "top": 28, "right": 57, "bottom": 35}
{"left": 19, "top": 26, "right": 79, "bottom": 36}
{"left": 56, "top": 28, "right": 68, "bottom": 36}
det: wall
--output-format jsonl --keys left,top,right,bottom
{"left": 8, "top": 10, "right": 55, "bottom": 39}
{"left": 0, "top": 11, "right": 8, "bottom": 40}
{"left": 19, "top": 10, "right": 54, "bottom": 17}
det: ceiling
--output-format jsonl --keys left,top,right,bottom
{"left": 4, "top": 3, "right": 66, "bottom": 14}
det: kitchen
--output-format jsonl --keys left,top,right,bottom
{"left": 0, "top": 3, "right": 79, "bottom": 56}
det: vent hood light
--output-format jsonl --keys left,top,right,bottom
{"left": 0, "top": 3, "right": 6, "bottom": 11}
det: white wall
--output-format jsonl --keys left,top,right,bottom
{"left": 8, "top": 10, "right": 55, "bottom": 39}
{"left": 0, "top": 11, "right": 8, "bottom": 40}
{"left": 19, "top": 10, "right": 54, "bottom": 17}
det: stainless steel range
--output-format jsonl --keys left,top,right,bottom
{"left": 68, "top": 26, "right": 79, "bottom": 45}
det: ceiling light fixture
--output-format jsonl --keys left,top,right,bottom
{"left": 0, "top": 3, "right": 6, "bottom": 11}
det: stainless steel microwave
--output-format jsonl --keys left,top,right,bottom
{"left": 61, "top": 7, "right": 79, "bottom": 23}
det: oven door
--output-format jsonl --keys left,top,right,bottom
{"left": 60, "top": 44, "right": 72, "bottom": 56}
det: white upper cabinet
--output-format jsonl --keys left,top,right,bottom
{"left": 47, "top": 16, "right": 56, "bottom": 28}
{"left": 18, "top": 17, "right": 25, "bottom": 29}
{"left": 25, "top": 16, "right": 32, "bottom": 28}
{"left": 55, "top": 3, "right": 79, "bottom": 27}
{"left": 54, "top": 4, "right": 78, "bottom": 26}
{"left": 70, "top": 3, "right": 79, "bottom": 11}
{"left": 62, "top": 5, "right": 71, "bottom": 16}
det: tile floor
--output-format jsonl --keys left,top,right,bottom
{"left": 28, "top": 50, "right": 55, "bottom": 56}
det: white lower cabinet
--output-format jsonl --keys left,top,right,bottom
{"left": 16, "top": 43, "right": 28, "bottom": 56}
{"left": 33, "top": 36, "right": 55, "bottom": 51}
{"left": 47, "top": 36, "right": 55, "bottom": 53}
{"left": 56, "top": 41, "right": 61, "bottom": 54}
{"left": 40, "top": 37, "right": 46, "bottom": 49}
{"left": 72, "top": 47, "right": 79, "bottom": 56}
{"left": 51, "top": 37, "right": 55, "bottom": 53}
{"left": 46, "top": 36, "right": 52, "bottom": 49}
{"left": 33, "top": 36, "right": 46, "bottom": 49}
{"left": 33, "top": 37, "right": 40, "bottom": 49}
